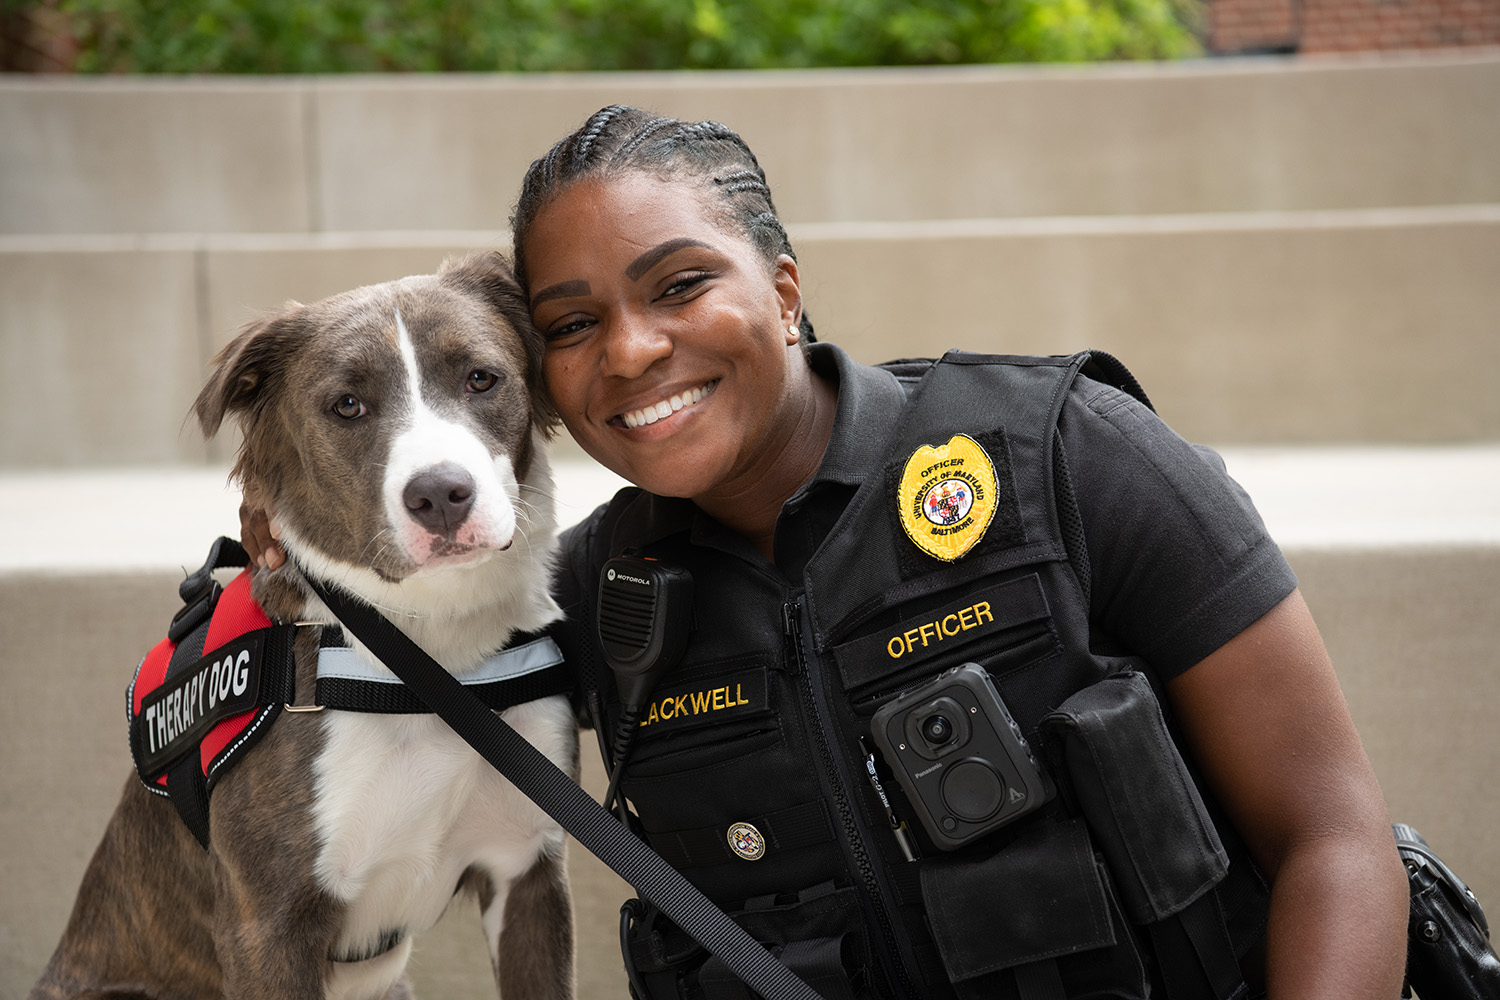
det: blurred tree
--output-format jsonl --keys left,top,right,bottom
{"left": 43, "top": 0, "right": 1201, "bottom": 73}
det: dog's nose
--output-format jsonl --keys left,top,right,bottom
{"left": 404, "top": 463, "right": 476, "bottom": 535}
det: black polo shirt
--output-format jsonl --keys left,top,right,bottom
{"left": 555, "top": 342, "right": 1295, "bottom": 684}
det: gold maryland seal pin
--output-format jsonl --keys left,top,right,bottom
{"left": 898, "top": 434, "right": 997, "bottom": 562}
{"left": 726, "top": 821, "right": 766, "bottom": 861}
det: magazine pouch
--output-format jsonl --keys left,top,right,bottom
{"left": 1042, "top": 669, "right": 1229, "bottom": 925}
{"left": 920, "top": 815, "right": 1149, "bottom": 998}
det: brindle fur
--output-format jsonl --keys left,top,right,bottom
{"left": 32, "top": 253, "right": 575, "bottom": 1000}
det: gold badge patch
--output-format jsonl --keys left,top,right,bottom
{"left": 898, "top": 434, "right": 997, "bottom": 562}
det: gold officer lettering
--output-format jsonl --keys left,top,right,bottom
{"left": 886, "top": 600, "right": 997, "bottom": 659}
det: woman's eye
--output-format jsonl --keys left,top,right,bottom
{"left": 545, "top": 318, "right": 593, "bottom": 342}
{"left": 661, "top": 272, "right": 709, "bottom": 298}
{"left": 332, "top": 394, "right": 366, "bottom": 420}
{"left": 467, "top": 369, "right": 498, "bottom": 393}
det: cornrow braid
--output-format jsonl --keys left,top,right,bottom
{"left": 510, "top": 105, "right": 814, "bottom": 342}
{"left": 569, "top": 103, "right": 632, "bottom": 168}
{"left": 605, "top": 113, "right": 679, "bottom": 168}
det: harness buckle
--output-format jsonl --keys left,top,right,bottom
{"left": 283, "top": 621, "right": 330, "bottom": 713}
{"left": 167, "top": 579, "right": 222, "bottom": 643}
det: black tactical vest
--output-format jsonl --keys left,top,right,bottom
{"left": 570, "top": 351, "right": 1269, "bottom": 1000}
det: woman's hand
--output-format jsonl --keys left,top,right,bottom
{"left": 1167, "top": 589, "right": 1409, "bottom": 999}
{"left": 239, "top": 502, "right": 285, "bottom": 570}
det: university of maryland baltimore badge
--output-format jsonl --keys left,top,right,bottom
{"left": 727, "top": 821, "right": 766, "bottom": 861}
{"left": 898, "top": 434, "right": 998, "bottom": 562}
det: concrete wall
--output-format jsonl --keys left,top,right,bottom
{"left": 3, "top": 52, "right": 1498, "bottom": 470}
{"left": 4, "top": 203, "right": 1497, "bottom": 468}
{"left": 4, "top": 54, "right": 1498, "bottom": 234}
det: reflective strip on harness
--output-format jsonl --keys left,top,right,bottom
{"left": 311, "top": 635, "right": 570, "bottom": 715}
{"left": 317, "top": 634, "right": 563, "bottom": 685}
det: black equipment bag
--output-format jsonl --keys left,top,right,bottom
{"left": 1396, "top": 823, "right": 1500, "bottom": 999}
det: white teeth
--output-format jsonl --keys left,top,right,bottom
{"left": 621, "top": 381, "right": 715, "bottom": 430}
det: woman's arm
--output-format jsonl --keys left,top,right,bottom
{"left": 1166, "top": 589, "right": 1409, "bottom": 999}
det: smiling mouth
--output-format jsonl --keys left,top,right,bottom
{"left": 617, "top": 380, "right": 718, "bottom": 429}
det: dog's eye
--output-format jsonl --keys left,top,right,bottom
{"left": 332, "top": 394, "right": 366, "bottom": 420}
{"left": 467, "top": 370, "right": 498, "bottom": 394}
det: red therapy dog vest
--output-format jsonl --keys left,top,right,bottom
{"left": 128, "top": 568, "right": 297, "bottom": 844}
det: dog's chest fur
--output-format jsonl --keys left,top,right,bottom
{"left": 310, "top": 694, "right": 574, "bottom": 963}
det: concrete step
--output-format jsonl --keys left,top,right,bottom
{"left": 3, "top": 203, "right": 1497, "bottom": 470}
{"left": 4, "top": 449, "right": 1495, "bottom": 574}
{"left": 2, "top": 453, "right": 1499, "bottom": 998}
{"left": 3, "top": 52, "right": 1497, "bottom": 235}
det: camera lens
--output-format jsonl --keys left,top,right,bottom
{"left": 921, "top": 714, "right": 954, "bottom": 745}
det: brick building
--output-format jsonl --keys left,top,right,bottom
{"left": 1207, "top": 0, "right": 1500, "bottom": 55}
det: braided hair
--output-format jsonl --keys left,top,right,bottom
{"left": 510, "top": 105, "right": 814, "bottom": 341}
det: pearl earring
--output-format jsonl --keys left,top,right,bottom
{"left": 788, "top": 325, "right": 800, "bottom": 341}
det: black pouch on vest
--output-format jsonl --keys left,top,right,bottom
{"left": 1395, "top": 823, "right": 1500, "bottom": 999}
{"left": 1042, "top": 669, "right": 1229, "bottom": 925}
{"left": 697, "top": 883, "right": 870, "bottom": 1000}
{"left": 920, "top": 815, "right": 1149, "bottom": 999}
{"left": 622, "top": 884, "right": 872, "bottom": 1000}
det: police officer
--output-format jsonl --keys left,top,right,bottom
{"left": 249, "top": 106, "right": 1409, "bottom": 999}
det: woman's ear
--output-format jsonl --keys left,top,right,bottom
{"left": 774, "top": 254, "right": 803, "bottom": 342}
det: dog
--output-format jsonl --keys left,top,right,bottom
{"left": 31, "top": 251, "right": 577, "bottom": 1000}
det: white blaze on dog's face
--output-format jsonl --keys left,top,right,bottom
{"left": 198, "top": 253, "right": 552, "bottom": 586}
{"left": 380, "top": 305, "right": 520, "bottom": 569}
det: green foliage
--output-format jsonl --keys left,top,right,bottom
{"left": 57, "top": 0, "right": 1202, "bottom": 73}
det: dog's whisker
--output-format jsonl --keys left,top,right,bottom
{"left": 516, "top": 481, "right": 560, "bottom": 500}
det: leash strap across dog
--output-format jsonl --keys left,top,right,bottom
{"left": 303, "top": 573, "right": 825, "bottom": 1000}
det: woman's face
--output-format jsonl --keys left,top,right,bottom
{"left": 525, "top": 172, "right": 804, "bottom": 501}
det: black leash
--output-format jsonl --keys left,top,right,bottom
{"left": 302, "top": 572, "right": 824, "bottom": 1000}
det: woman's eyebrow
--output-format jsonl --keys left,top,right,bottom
{"left": 626, "top": 238, "right": 715, "bottom": 281}
{"left": 529, "top": 280, "right": 590, "bottom": 309}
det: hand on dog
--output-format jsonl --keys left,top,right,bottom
{"left": 239, "top": 502, "right": 285, "bottom": 570}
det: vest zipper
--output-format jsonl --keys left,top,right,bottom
{"left": 783, "top": 596, "right": 923, "bottom": 1000}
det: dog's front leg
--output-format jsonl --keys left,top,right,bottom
{"left": 205, "top": 708, "right": 341, "bottom": 1000}
{"left": 210, "top": 859, "right": 339, "bottom": 1000}
{"left": 479, "top": 845, "right": 575, "bottom": 999}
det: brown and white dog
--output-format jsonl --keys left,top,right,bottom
{"left": 31, "top": 252, "right": 577, "bottom": 1000}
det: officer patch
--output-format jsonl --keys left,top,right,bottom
{"left": 897, "top": 434, "right": 998, "bottom": 562}
{"left": 726, "top": 821, "right": 766, "bottom": 861}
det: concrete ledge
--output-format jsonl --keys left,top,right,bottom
{"left": 0, "top": 82, "right": 312, "bottom": 235}
{"left": 3, "top": 51, "right": 1497, "bottom": 235}
{"left": 3, "top": 204, "right": 1496, "bottom": 467}
{"left": 796, "top": 204, "right": 1500, "bottom": 443}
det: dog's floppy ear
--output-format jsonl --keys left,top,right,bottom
{"left": 194, "top": 306, "right": 310, "bottom": 440}
{"left": 438, "top": 251, "right": 560, "bottom": 436}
